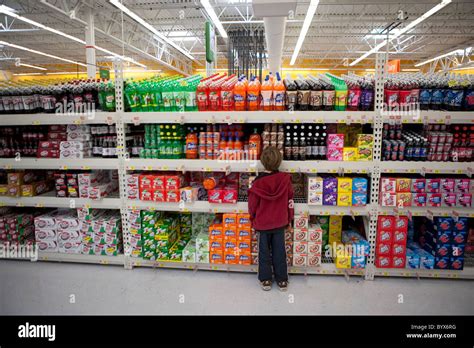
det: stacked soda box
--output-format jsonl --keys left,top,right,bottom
{"left": 201, "top": 172, "right": 239, "bottom": 204}
{"left": 326, "top": 132, "right": 373, "bottom": 161}
{"left": 198, "top": 124, "right": 220, "bottom": 160}
{"left": 314, "top": 216, "right": 329, "bottom": 250}
{"left": 380, "top": 177, "right": 473, "bottom": 207}
{"left": 127, "top": 172, "right": 185, "bottom": 202}
{"left": 337, "top": 230, "right": 370, "bottom": 269}
{"left": 34, "top": 209, "right": 81, "bottom": 253}
{"left": 375, "top": 215, "right": 409, "bottom": 268}
{"left": 238, "top": 172, "right": 252, "bottom": 197}
{"left": 182, "top": 213, "right": 215, "bottom": 262}
{"left": 292, "top": 214, "right": 323, "bottom": 267}
{"left": 60, "top": 125, "right": 92, "bottom": 159}
{"left": 54, "top": 170, "right": 118, "bottom": 199}
{"left": 37, "top": 125, "right": 67, "bottom": 158}
{"left": 79, "top": 208, "right": 122, "bottom": 256}
{"left": 127, "top": 209, "right": 143, "bottom": 258}
{"left": 0, "top": 209, "right": 35, "bottom": 246}
{"left": 411, "top": 217, "right": 468, "bottom": 270}
{"left": 208, "top": 213, "right": 252, "bottom": 265}
{"left": 0, "top": 171, "right": 52, "bottom": 197}
{"left": 262, "top": 123, "right": 285, "bottom": 157}
{"left": 290, "top": 173, "right": 306, "bottom": 198}
{"left": 307, "top": 175, "right": 368, "bottom": 206}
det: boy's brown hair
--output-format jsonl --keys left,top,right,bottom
{"left": 260, "top": 146, "right": 282, "bottom": 172}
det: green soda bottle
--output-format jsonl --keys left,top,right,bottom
{"left": 98, "top": 80, "right": 106, "bottom": 111}
{"left": 162, "top": 80, "right": 174, "bottom": 112}
{"left": 125, "top": 80, "right": 141, "bottom": 112}
{"left": 105, "top": 81, "right": 116, "bottom": 111}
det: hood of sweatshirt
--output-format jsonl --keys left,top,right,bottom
{"left": 249, "top": 172, "right": 290, "bottom": 201}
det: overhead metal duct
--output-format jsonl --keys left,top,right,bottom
{"left": 253, "top": 0, "right": 297, "bottom": 73}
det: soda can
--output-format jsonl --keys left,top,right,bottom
{"left": 383, "top": 150, "right": 391, "bottom": 161}
{"left": 443, "top": 143, "right": 451, "bottom": 152}
{"left": 398, "top": 141, "right": 406, "bottom": 153}
{"left": 445, "top": 133, "right": 453, "bottom": 144}
{"left": 442, "top": 152, "right": 450, "bottom": 162}
{"left": 383, "top": 140, "right": 391, "bottom": 152}
{"left": 438, "top": 133, "right": 446, "bottom": 144}
{"left": 429, "top": 133, "right": 438, "bottom": 143}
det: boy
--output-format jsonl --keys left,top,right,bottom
{"left": 248, "top": 146, "right": 294, "bottom": 291}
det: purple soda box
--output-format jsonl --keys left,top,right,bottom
{"left": 410, "top": 178, "right": 426, "bottom": 193}
{"left": 323, "top": 177, "right": 338, "bottom": 193}
{"left": 455, "top": 178, "right": 470, "bottom": 193}
{"left": 323, "top": 192, "right": 337, "bottom": 206}
{"left": 426, "top": 178, "right": 440, "bottom": 193}
{"left": 440, "top": 178, "right": 455, "bottom": 193}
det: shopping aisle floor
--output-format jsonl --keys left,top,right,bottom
{"left": 1, "top": 260, "right": 473, "bottom": 315}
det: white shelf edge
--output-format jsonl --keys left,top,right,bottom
{"left": 378, "top": 206, "right": 474, "bottom": 218}
{"left": 0, "top": 194, "right": 121, "bottom": 209}
{"left": 0, "top": 112, "right": 117, "bottom": 125}
{"left": 0, "top": 158, "right": 120, "bottom": 170}
{"left": 383, "top": 111, "right": 474, "bottom": 124}
{"left": 374, "top": 267, "right": 474, "bottom": 279}
{"left": 380, "top": 161, "right": 473, "bottom": 174}
{"left": 37, "top": 252, "right": 124, "bottom": 265}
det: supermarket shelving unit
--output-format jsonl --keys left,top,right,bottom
{"left": 1, "top": 56, "right": 473, "bottom": 280}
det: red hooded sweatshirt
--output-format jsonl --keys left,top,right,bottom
{"left": 248, "top": 171, "right": 294, "bottom": 231}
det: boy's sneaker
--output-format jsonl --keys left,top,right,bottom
{"left": 277, "top": 281, "right": 288, "bottom": 292}
{"left": 260, "top": 280, "right": 272, "bottom": 291}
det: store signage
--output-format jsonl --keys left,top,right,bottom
{"left": 387, "top": 60, "right": 400, "bottom": 73}
{"left": 205, "top": 21, "right": 215, "bottom": 63}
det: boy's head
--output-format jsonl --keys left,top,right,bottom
{"left": 260, "top": 146, "right": 282, "bottom": 172}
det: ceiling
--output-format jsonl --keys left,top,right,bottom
{"left": 0, "top": 0, "right": 472, "bottom": 75}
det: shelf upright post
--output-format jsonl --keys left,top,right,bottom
{"left": 113, "top": 59, "right": 132, "bottom": 270}
{"left": 365, "top": 51, "right": 387, "bottom": 280}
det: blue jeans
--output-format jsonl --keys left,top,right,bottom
{"left": 257, "top": 227, "right": 288, "bottom": 282}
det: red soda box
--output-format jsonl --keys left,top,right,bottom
{"left": 392, "top": 243, "right": 406, "bottom": 257}
{"left": 396, "top": 178, "right": 411, "bottom": 193}
{"left": 153, "top": 189, "right": 166, "bottom": 202}
{"left": 412, "top": 193, "right": 427, "bottom": 207}
{"left": 327, "top": 134, "right": 344, "bottom": 148}
{"left": 377, "top": 230, "right": 393, "bottom": 244}
{"left": 440, "top": 178, "right": 455, "bottom": 193}
{"left": 470, "top": 179, "right": 474, "bottom": 193}
{"left": 378, "top": 216, "right": 394, "bottom": 232}
{"left": 427, "top": 193, "right": 442, "bottom": 207}
{"left": 380, "top": 192, "right": 396, "bottom": 207}
{"left": 139, "top": 188, "right": 153, "bottom": 201}
{"left": 376, "top": 242, "right": 391, "bottom": 256}
{"left": 375, "top": 255, "right": 391, "bottom": 268}
{"left": 410, "top": 178, "right": 426, "bottom": 193}
{"left": 152, "top": 175, "right": 166, "bottom": 190}
{"left": 166, "top": 189, "right": 180, "bottom": 203}
{"left": 457, "top": 193, "right": 472, "bottom": 207}
{"left": 392, "top": 255, "right": 406, "bottom": 268}
{"left": 455, "top": 178, "right": 470, "bottom": 193}
{"left": 394, "top": 216, "right": 409, "bottom": 232}
{"left": 396, "top": 193, "right": 412, "bottom": 207}
{"left": 222, "top": 188, "right": 238, "bottom": 204}
{"left": 441, "top": 193, "right": 456, "bottom": 207}
{"left": 208, "top": 189, "right": 223, "bottom": 204}
{"left": 139, "top": 175, "right": 153, "bottom": 190}
{"left": 393, "top": 229, "right": 408, "bottom": 244}
{"left": 381, "top": 178, "right": 396, "bottom": 193}
{"left": 426, "top": 178, "right": 440, "bottom": 193}
{"left": 165, "top": 175, "right": 181, "bottom": 190}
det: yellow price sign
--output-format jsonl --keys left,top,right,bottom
{"left": 273, "top": 119, "right": 282, "bottom": 124}
{"left": 408, "top": 169, "right": 416, "bottom": 173}
{"left": 35, "top": 203, "right": 44, "bottom": 208}
{"left": 402, "top": 119, "right": 408, "bottom": 124}
{"left": 4, "top": 165, "right": 12, "bottom": 169}
{"left": 383, "top": 272, "right": 389, "bottom": 276}
{"left": 314, "top": 119, "right": 323, "bottom": 123}
{"left": 434, "top": 273, "right": 439, "bottom": 278}
{"left": 129, "top": 166, "right": 136, "bottom": 170}
{"left": 346, "top": 169, "right": 352, "bottom": 174}
{"left": 163, "top": 166, "right": 169, "bottom": 170}
{"left": 83, "top": 204, "right": 91, "bottom": 208}
{"left": 293, "top": 119, "right": 301, "bottom": 124}
{"left": 212, "top": 266, "right": 218, "bottom": 270}
{"left": 289, "top": 168, "right": 296, "bottom": 173}
{"left": 145, "top": 166, "right": 152, "bottom": 171}
{"left": 33, "top": 120, "right": 41, "bottom": 125}
{"left": 434, "top": 170, "right": 440, "bottom": 174}
{"left": 456, "top": 170, "right": 463, "bottom": 174}
{"left": 204, "top": 168, "right": 212, "bottom": 172}
{"left": 100, "top": 260, "right": 110, "bottom": 265}
{"left": 182, "top": 208, "right": 190, "bottom": 213}
{"left": 42, "top": 257, "right": 49, "bottom": 261}
{"left": 81, "top": 166, "right": 91, "bottom": 170}
{"left": 361, "top": 170, "right": 367, "bottom": 174}
{"left": 60, "top": 166, "right": 68, "bottom": 170}
{"left": 73, "top": 119, "right": 82, "bottom": 125}
{"left": 16, "top": 203, "right": 25, "bottom": 207}
{"left": 310, "top": 169, "right": 317, "bottom": 173}
{"left": 136, "top": 262, "right": 141, "bottom": 267}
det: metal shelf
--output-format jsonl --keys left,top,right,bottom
{"left": 374, "top": 267, "right": 474, "bottom": 279}
{"left": 37, "top": 252, "right": 124, "bottom": 265}
{"left": 130, "top": 258, "right": 365, "bottom": 276}
{"left": 126, "top": 159, "right": 372, "bottom": 174}
{"left": 0, "top": 112, "right": 117, "bottom": 125}
{"left": 0, "top": 158, "right": 119, "bottom": 170}
{"left": 383, "top": 111, "right": 473, "bottom": 124}
{"left": 380, "top": 161, "right": 473, "bottom": 175}
{"left": 0, "top": 191, "right": 121, "bottom": 209}
{"left": 378, "top": 206, "right": 474, "bottom": 218}
{"left": 122, "top": 111, "right": 375, "bottom": 124}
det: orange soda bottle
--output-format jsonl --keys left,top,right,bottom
{"left": 247, "top": 76, "right": 261, "bottom": 111}
{"left": 261, "top": 75, "right": 274, "bottom": 111}
{"left": 249, "top": 128, "right": 262, "bottom": 160}
{"left": 273, "top": 72, "right": 286, "bottom": 111}
{"left": 233, "top": 77, "right": 247, "bottom": 111}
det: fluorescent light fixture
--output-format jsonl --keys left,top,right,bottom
{"left": 0, "top": 40, "right": 87, "bottom": 67}
{"left": 350, "top": 0, "right": 452, "bottom": 66}
{"left": 0, "top": 4, "right": 145, "bottom": 68}
{"left": 283, "top": 68, "right": 329, "bottom": 71}
{"left": 109, "top": 0, "right": 194, "bottom": 60}
{"left": 196, "top": 68, "right": 227, "bottom": 72}
{"left": 290, "top": 0, "right": 319, "bottom": 66}
{"left": 365, "top": 69, "right": 376, "bottom": 72}
{"left": 415, "top": 47, "right": 472, "bottom": 67}
{"left": 13, "top": 72, "right": 43, "bottom": 76}
{"left": 201, "top": 0, "right": 228, "bottom": 39}
{"left": 19, "top": 63, "right": 47, "bottom": 71}
{"left": 401, "top": 68, "right": 421, "bottom": 72}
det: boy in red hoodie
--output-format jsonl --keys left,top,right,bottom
{"left": 248, "top": 146, "right": 294, "bottom": 291}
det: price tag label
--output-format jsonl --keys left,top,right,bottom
{"left": 204, "top": 167, "right": 212, "bottom": 172}
{"left": 100, "top": 260, "right": 109, "bottom": 265}
{"left": 337, "top": 119, "right": 345, "bottom": 124}
{"left": 273, "top": 119, "right": 283, "bottom": 124}
{"left": 60, "top": 166, "right": 68, "bottom": 170}
{"left": 434, "top": 273, "right": 439, "bottom": 278}
{"left": 145, "top": 166, "right": 152, "bottom": 171}
{"left": 361, "top": 170, "right": 367, "bottom": 174}
{"left": 132, "top": 116, "right": 140, "bottom": 126}
{"left": 310, "top": 168, "right": 317, "bottom": 173}
{"left": 434, "top": 169, "right": 440, "bottom": 174}
{"left": 81, "top": 166, "right": 91, "bottom": 170}
{"left": 35, "top": 203, "right": 44, "bottom": 208}
{"left": 73, "top": 119, "right": 82, "bottom": 125}
{"left": 42, "top": 256, "right": 49, "bottom": 261}
{"left": 212, "top": 266, "right": 218, "bottom": 270}
{"left": 4, "top": 165, "right": 12, "bottom": 170}
{"left": 129, "top": 166, "right": 136, "bottom": 170}
{"left": 83, "top": 204, "right": 91, "bottom": 208}
{"left": 289, "top": 168, "right": 296, "bottom": 173}
{"left": 106, "top": 116, "right": 114, "bottom": 125}
{"left": 136, "top": 262, "right": 141, "bottom": 267}
{"left": 314, "top": 119, "right": 323, "bottom": 123}
{"left": 16, "top": 203, "right": 25, "bottom": 207}
{"left": 162, "top": 166, "right": 169, "bottom": 170}
{"left": 383, "top": 272, "right": 389, "bottom": 276}
{"left": 33, "top": 120, "right": 41, "bottom": 125}
{"left": 292, "top": 119, "right": 301, "bottom": 124}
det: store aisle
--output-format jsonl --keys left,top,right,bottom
{"left": 1, "top": 260, "right": 473, "bottom": 315}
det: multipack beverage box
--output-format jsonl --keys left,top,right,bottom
{"left": 396, "top": 178, "right": 411, "bottom": 193}
{"left": 307, "top": 254, "right": 321, "bottom": 267}
{"left": 406, "top": 249, "right": 420, "bottom": 269}
{"left": 293, "top": 228, "right": 308, "bottom": 242}
{"left": 352, "top": 177, "right": 368, "bottom": 193}
{"left": 337, "top": 178, "right": 352, "bottom": 193}
{"left": 381, "top": 178, "right": 396, "bottom": 193}
{"left": 411, "top": 178, "right": 426, "bottom": 193}
{"left": 380, "top": 192, "right": 396, "bottom": 207}
{"left": 292, "top": 254, "right": 307, "bottom": 267}
{"left": 307, "top": 176, "right": 323, "bottom": 193}
{"left": 376, "top": 242, "right": 391, "bottom": 256}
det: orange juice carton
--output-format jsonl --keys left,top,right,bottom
{"left": 396, "top": 178, "right": 411, "bottom": 193}
{"left": 337, "top": 177, "right": 352, "bottom": 193}
{"left": 223, "top": 213, "right": 237, "bottom": 227}
{"left": 337, "top": 192, "right": 352, "bottom": 206}
{"left": 293, "top": 228, "right": 308, "bottom": 242}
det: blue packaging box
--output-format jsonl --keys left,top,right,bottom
{"left": 406, "top": 249, "right": 420, "bottom": 269}
{"left": 351, "top": 256, "right": 366, "bottom": 269}
{"left": 407, "top": 241, "right": 421, "bottom": 250}
{"left": 434, "top": 217, "right": 453, "bottom": 232}
{"left": 434, "top": 256, "right": 450, "bottom": 270}
{"left": 416, "top": 249, "right": 435, "bottom": 269}
{"left": 453, "top": 217, "right": 468, "bottom": 232}
{"left": 352, "top": 177, "right": 368, "bottom": 193}
{"left": 352, "top": 192, "right": 367, "bottom": 206}
{"left": 435, "top": 243, "right": 452, "bottom": 258}
{"left": 434, "top": 229, "right": 452, "bottom": 244}
{"left": 452, "top": 245, "right": 465, "bottom": 257}
{"left": 450, "top": 256, "right": 464, "bottom": 270}
{"left": 451, "top": 230, "right": 467, "bottom": 245}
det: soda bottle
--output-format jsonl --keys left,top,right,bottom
{"left": 196, "top": 74, "right": 218, "bottom": 111}
{"left": 249, "top": 128, "right": 262, "bottom": 160}
{"left": 221, "top": 76, "right": 237, "bottom": 111}
{"left": 104, "top": 81, "right": 116, "bottom": 111}
{"left": 464, "top": 78, "right": 474, "bottom": 111}
{"left": 284, "top": 75, "right": 297, "bottom": 111}
{"left": 298, "top": 133, "right": 306, "bottom": 161}
{"left": 346, "top": 79, "right": 361, "bottom": 111}
{"left": 291, "top": 132, "right": 299, "bottom": 160}
{"left": 419, "top": 76, "right": 432, "bottom": 110}
{"left": 261, "top": 75, "right": 274, "bottom": 111}
{"left": 295, "top": 75, "right": 310, "bottom": 111}
{"left": 307, "top": 77, "right": 322, "bottom": 111}
{"left": 185, "top": 77, "right": 199, "bottom": 111}
{"left": 273, "top": 73, "right": 286, "bottom": 111}
{"left": 284, "top": 136, "right": 292, "bottom": 160}
{"left": 247, "top": 76, "right": 261, "bottom": 111}
{"left": 321, "top": 79, "right": 335, "bottom": 111}
{"left": 185, "top": 128, "right": 198, "bottom": 159}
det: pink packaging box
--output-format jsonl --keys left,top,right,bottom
{"left": 327, "top": 134, "right": 344, "bottom": 148}
{"left": 442, "top": 193, "right": 457, "bottom": 207}
{"left": 457, "top": 193, "right": 472, "bottom": 207}
{"left": 380, "top": 192, "right": 396, "bottom": 207}
{"left": 381, "top": 178, "right": 397, "bottom": 193}
{"left": 411, "top": 179, "right": 426, "bottom": 193}
{"left": 426, "top": 178, "right": 441, "bottom": 193}
{"left": 208, "top": 189, "right": 223, "bottom": 204}
{"left": 327, "top": 146, "right": 343, "bottom": 161}
{"left": 440, "top": 178, "right": 455, "bottom": 193}
{"left": 427, "top": 193, "right": 442, "bottom": 207}
{"left": 412, "top": 193, "right": 427, "bottom": 207}
{"left": 455, "top": 179, "right": 470, "bottom": 193}
{"left": 222, "top": 188, "right": 238, "bottom": 204}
